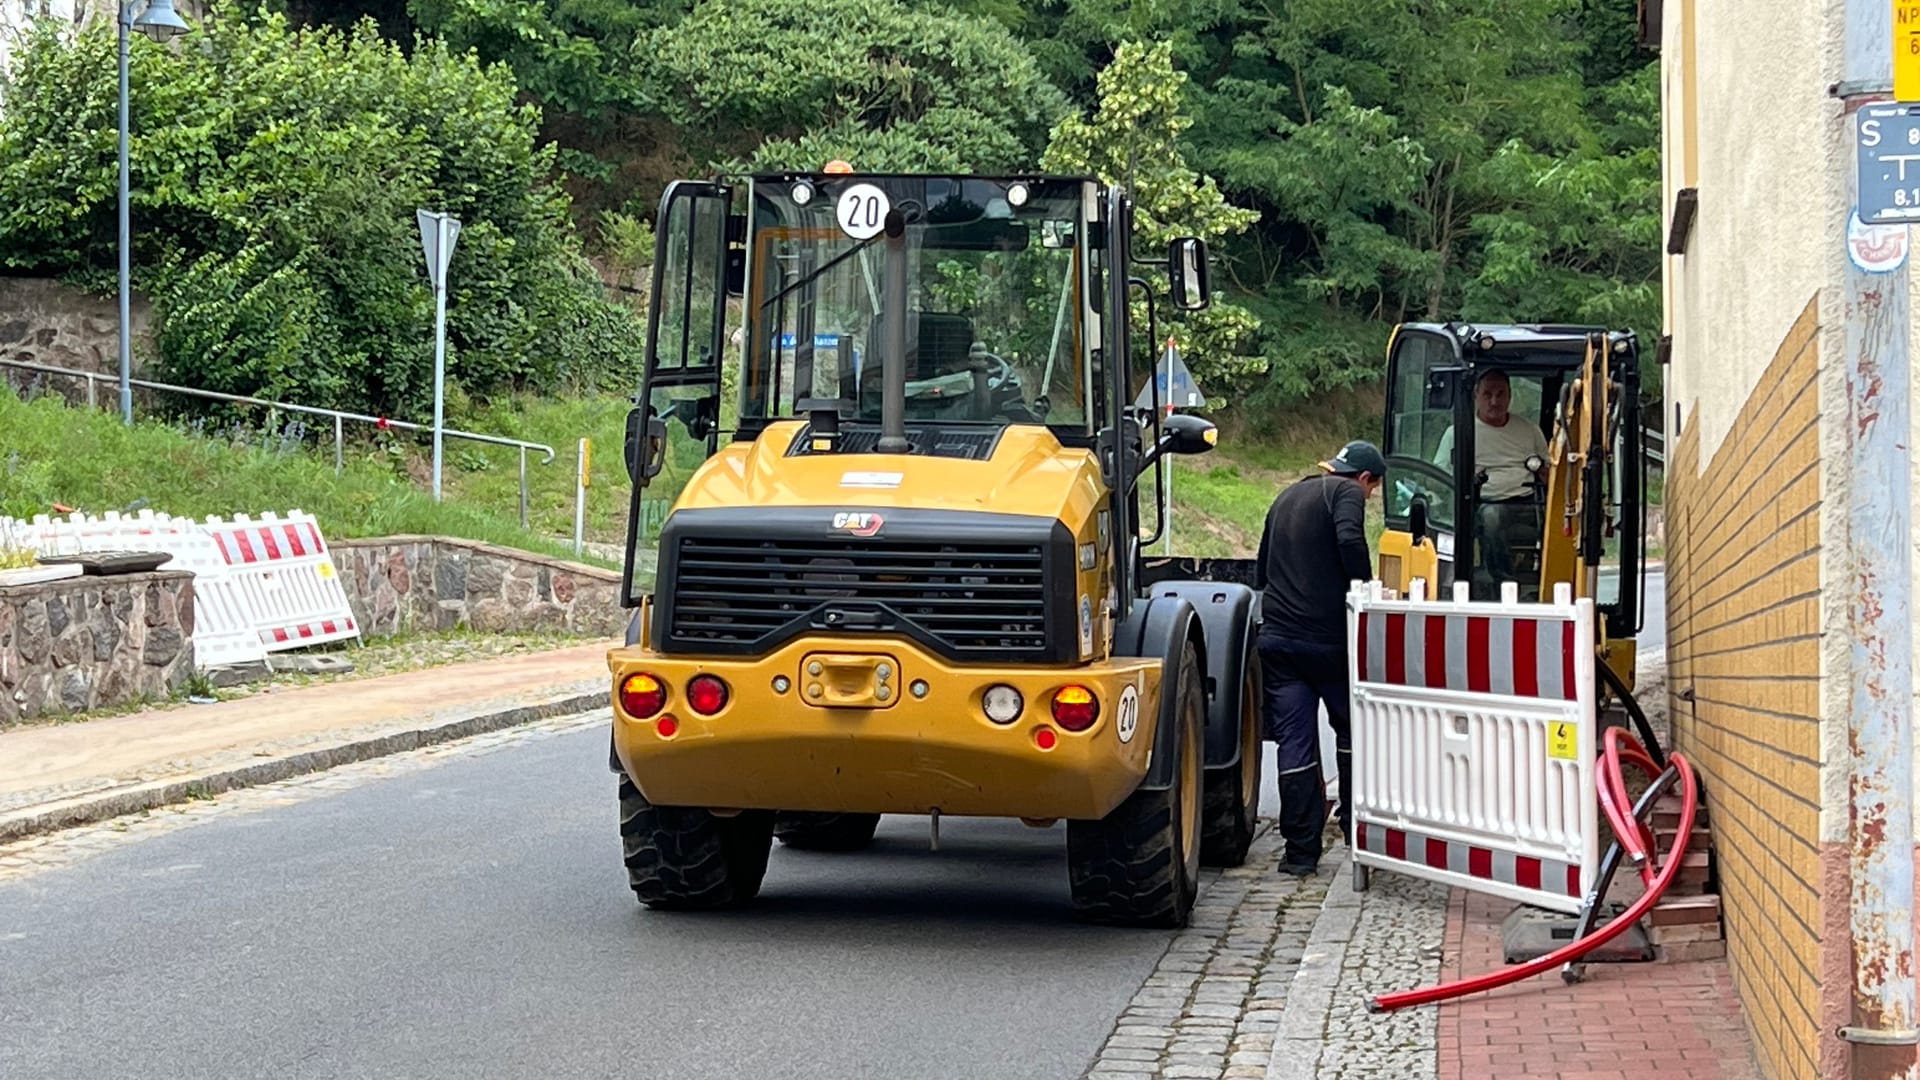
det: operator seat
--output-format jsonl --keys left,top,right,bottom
{"left": 860, "top": 311, "right": 978, "bottom": 416}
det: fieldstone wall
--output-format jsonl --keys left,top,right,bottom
{"left": 0, "top": 570, "right": 196, "bottom": 724}
{"left": 328, "top": 537, "right": 624, "bottom": 639}
{"left": 0, "top": 278, "right": 156, "bottom": 398}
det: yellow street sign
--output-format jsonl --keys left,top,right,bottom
{"left": 1897, "top": 1, "right": 1920, "bottom": 101}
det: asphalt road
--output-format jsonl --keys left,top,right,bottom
{"left": 0, "top": 721, "right": 1247, "bottom": 1080}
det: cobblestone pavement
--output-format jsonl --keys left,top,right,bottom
{"left": 0, "top": 708, "right": 610, "bottom": 883}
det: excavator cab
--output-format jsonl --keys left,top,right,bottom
{"left": 1378, "top": 323, "right": 1649, "bottom": 682}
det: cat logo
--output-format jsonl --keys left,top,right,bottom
{"left": 830, "top": 511, "right": 885, "bottom": 537}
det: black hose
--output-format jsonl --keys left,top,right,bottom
{"left": 1595, "top": 655, "right": 1666, "bottom": 769}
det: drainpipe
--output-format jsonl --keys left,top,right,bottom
{"left": 1838, "top": 0, "right": 1918, "bottom": 1072}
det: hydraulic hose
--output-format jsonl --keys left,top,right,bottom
{"left": 1365, "top": 730, "right": 1696, "bottom": 1012}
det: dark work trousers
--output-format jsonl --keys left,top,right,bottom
{"left": 1257, "top": 633, "right": 1352, "bottom": 871}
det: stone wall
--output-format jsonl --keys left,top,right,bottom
{"left": 0, "top": 277, "right": 156, "bottom": 406}
{"left": 0, "top": 570, "right": 196, "bottom": 725}
{"left": 328, "top": 537, "right": 625, "bottom": 640}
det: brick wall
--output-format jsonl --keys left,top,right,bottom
{"left": 1664, "top": 294, "right": 1823, "bottom": 1080}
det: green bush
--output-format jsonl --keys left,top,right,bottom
{"left": 0, "top": 9, "right": 641, "bottom": 419}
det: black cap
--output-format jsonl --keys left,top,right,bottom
{"left": 1324, "top": 440, "right": 1387, "bottom": 479}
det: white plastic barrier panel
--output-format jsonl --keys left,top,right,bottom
{"left": 5, "top": 510, "right": 269, "bottom": 669}
{"left": 199, "top": 511, "right": 360, "bottom": 651}
{"left": 1346, "top": 579, "right": 1598, "bottom": 915}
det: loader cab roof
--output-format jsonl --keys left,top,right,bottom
{"left": 1398, "top": 322, "right": 1639, "bottom": 373}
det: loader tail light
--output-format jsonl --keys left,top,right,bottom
{"left": 621, "top": 672, "right": 667, "bottom": 718}
{"left": 687, "top": 674, "right": 730, "bottom": 715}
{"left": 1050, "top": 685, "right": 1099, "bottom": 731}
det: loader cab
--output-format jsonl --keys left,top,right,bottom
{"left": 1380, "top": 322, "right": 1647, "bottom": 643}
{"left": 619, "top": 167, "right": 1218, "bottom": 620}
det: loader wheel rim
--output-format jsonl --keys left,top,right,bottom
{"left": 1179, "top": 698, "right": 1201, "bottom": 872}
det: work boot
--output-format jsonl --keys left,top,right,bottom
{"left": 1277, "top": 768, "right": 1325, "bottom": 874}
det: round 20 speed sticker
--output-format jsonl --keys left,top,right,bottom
{"left": 1116, "top": 684, "right": 1140, "bottom": 743}
{"left": 836, "top": 183, "right": 890, "bottom": 240}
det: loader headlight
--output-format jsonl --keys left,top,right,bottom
{"left": 982, "top": 684, "right": 1024, "bottom": 724}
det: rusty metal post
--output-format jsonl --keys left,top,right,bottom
{"left": 1839, "top": 0, "right": 1918, "bottom": 1070}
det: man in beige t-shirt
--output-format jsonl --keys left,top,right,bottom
{"left": 1433, "top": 369, "right": 1551, "bottom": 595}
{"left": 1431, "top": 368, "right": 1550, "bottom": 498}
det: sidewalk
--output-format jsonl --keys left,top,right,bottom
{"left": 1265, "top": 844, "right": 1762, "bottom": 1080}
{"left": 0, "top": 640, "right": 613, "bottom": 839}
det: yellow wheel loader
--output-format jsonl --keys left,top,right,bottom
{"left": 604, "top": 168, "right": 1265, "bottom": 928}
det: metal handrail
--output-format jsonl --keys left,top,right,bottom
{"left": 0, "top": 357, "right": 556, "bottom": 527}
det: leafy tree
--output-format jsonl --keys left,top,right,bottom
{"left": 1042, "top": 39, "right": 1262, "bottom": 398}
{"left": 0, "top": 10, "right": 640, "bottom": 417}
{"left": 646, "top": 0, "right": 1069, "bottom": 173}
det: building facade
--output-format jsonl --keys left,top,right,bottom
{"left": 1657, "top": 0, "right": 1919, "bottom": 1077}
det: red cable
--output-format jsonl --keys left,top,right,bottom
{"left": 1603, "top": 726, "right": 1663, "bottom": 884}
{"left": 1366, "top": 739, "right": 1696, "bottom": 1013}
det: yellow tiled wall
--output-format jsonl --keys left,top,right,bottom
{"left": 1665, "top": 294, "right": 1823, "bottom": 1080}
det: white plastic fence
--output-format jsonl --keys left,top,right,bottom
{"left": 1346, "top": 578, "right": 1599, "bottom": 915}
{"left": 1, "top": 508, "right": 360, "bottom": 668}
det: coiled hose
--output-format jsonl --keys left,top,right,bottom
{"left": 1365, "top": 728, "right": 1697, "bottom": 1012}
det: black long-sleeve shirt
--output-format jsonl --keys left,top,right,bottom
{"left": 1255, "top": 473, "right": 1373, "bottom": 647}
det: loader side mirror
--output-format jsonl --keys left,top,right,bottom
{"left": 624, "top": 406, "right": 668, "bottom": 485}
{"left": 1138, "top": 412, "right": 1218, "bottom": 474}
{"left": 1169, "top": 237, "right": 1210, "bottom": 311}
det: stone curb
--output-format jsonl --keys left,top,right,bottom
{"left": 1264, "top": 851, "right": 1363, "bottom": 1080}
{"left": 0, "top": 688, "right": 606, "bottom": 842}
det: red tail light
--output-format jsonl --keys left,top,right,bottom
{"left": 1050, "top": 685, "right": 1099, "bottom": 731}
{"left": 621, "top": 673, "right": 667, "bottom": 718}
{"left": 687, "top": 674, "right": 730, "bottom": 715}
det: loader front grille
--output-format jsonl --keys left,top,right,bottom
{"left": 652, "top": 509, "right": 1076, "bottom": 664}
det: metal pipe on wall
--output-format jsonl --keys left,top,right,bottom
{"left": 1838, "top": 0, "right": 1918, "bottom": 1072}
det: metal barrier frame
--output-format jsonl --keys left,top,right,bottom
{"left": 0, "top": 358, "right": 556, "bottom": 527}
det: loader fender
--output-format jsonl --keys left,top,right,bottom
{"left": 1112, "top": 592, "right": 1205, "bottom": 792}
{"left": 1142, "top": 580, "right": 1258, "bottom": 772}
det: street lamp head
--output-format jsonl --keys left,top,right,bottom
{"left": 131, "top": 0, "right": 190, "bottom": 42}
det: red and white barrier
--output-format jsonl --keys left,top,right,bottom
{"left": 5, "top": 510, "right": 268, "bottom": 669}
{"left": 1346, "top": 578, "right": 1599, "bottom": 915}
{"left": 2, "top": 507, "right": 361, "bottom": 666}
{"left": 199, "top": 511, "right": 359, "bottom": 651}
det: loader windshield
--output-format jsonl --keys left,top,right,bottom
{"left": 740, "top": 175, "right": 1098, "bottom": 434}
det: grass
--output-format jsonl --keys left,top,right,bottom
{"left": 0, "top": 387, "right": 619, "bottom": 569}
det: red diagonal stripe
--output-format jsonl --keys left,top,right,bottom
{"left": 1469, "top": 847, "right": 1492, "bottom": 880}
{"left": 1424, "top": 837, "right": 1448, "bottom": 869}
{"left": 1515, "top": 856, "right": 1543, "bottom": 890}
{"left": 282, "top": 524, "right": 307, "bottom": 556}
{"left": 258, "top": 526, "right": 283, "bottom": 560}
{"left": 1562, "top": 621, "right": 1577, "bottom": 701}
{"left": 322, "top": 620, "right": 337, "bottom": 635}
{"left": 1385, "top": 614, "right": 1407, "bottom": 686}
{"left": 1512, "top": 618, "right": 1539, "bottom": 696}
{"left": 233, "top": 529, "right": 258, "bottom": 563}
{"left": 1566, "top": 866, "right": 1582, "bottom": 896}
{"left": 1357, "top": 613, "right": 1369, "bottom": 682}
{"left": 1466, "top": 617, "right": 1490, "bottom": 693}
{"left": 1385, "top": 828, "right": 1407, "bottom": 862}
{"left": 1424, "top": 616, "right": 1448, "bottom": 689}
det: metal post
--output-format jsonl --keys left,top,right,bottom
{"left": 430, "top": 213, "right": 449, "bottom": 502}
{"left": 86, "top": 374, "right": 96, "bottom": 410}
{"left": 334, "top": 413, "right": 343, "bottom": 474}
{"left": 116, "top": 0, "right": 132, "bottom": 426}
{"left": 1162, "top": 342, "right": 1175, "bottom": 556}
{"left": 877, "top": 210, "right": 909, "bottom": 455}
{"left": 1839, "top": 0, "right": 1918, "bottom": 1070}
{"left": 573, "top": 436, "right": 589, "bottom": 556}
{"left": 518, "top": 446, "right": 528, "bottom": 528}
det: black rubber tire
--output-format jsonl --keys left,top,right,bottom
{"left": 619, "top": 771, "right": 774, "bottom": 910}
{"left": 1065, "top": 639, "right": 1205, "bottom": 928}
{"left": 1200, "top": 637, "right": 1262, "bottom": 867}
{"left": 772, "top": 811, "right": 882, "bottom": 851}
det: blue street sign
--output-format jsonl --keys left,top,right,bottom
{"left": 1857, "top": 103, "right": 1920, "bottom": 224}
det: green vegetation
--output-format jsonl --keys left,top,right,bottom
{"left": 0, "top": 388, "right": 617, "bottom": 568}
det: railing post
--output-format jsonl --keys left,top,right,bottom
{"left": 519, "top": 446, "right": 529, "bottom": 529}
{"left": 574, "top": 436, "right": 590, "bottom": 556}
{"left": 86, "top": 374, "right": 97, "bottom": 411}
{"left": 334, "top": 414, "right": 344, "bottom": 474}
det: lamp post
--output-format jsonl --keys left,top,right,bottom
{"left": 117, "top": 0, "right": 190, "bottom": 426}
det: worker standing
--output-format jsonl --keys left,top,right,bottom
{"left": 1254, "top": 440, "right": 1385, "bottom": 876}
